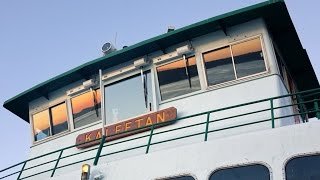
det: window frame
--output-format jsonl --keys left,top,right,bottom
{"left": 102, "top": 66, "right": 155, "bottom": 125}
{"left": 284, "top": 153, "right": 320, "bottom": 180}
{"left": 30, "top": 100, "right": 70, "bottom": 144}
{"left": 208, "top": 162, "right": 272, "bottom": 180}
{"left": 201, "top": 35, "right": 269, "bottom": 90}
{"left": 69, "top": 88, "right": 102, "bottom": 129}
{"left": 154, "top": 53, "right": 202, "bottom": 103}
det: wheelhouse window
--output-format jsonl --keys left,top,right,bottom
{"left": 51, "top": 103, "right": 68, "bottom": 135}
{"left": 203, "top": 47, "right": 235, "bottom": 85}
{"left": 105, "top": 71, "right": 153, "bottom": 123}
{"left": 32, "top": 102, "right": 69, "bottom": 141}
{"left": 203, "top": 37, "right": 266, "bottom": 86}
{"left": 71, "top": 89, "right": 101, "bottom": 128}
{"left": 209, "top": 164, "right": 270, "bottom": 180}
{"left": 285, "top": 154, "right": 320, "bottom": 180}
{"left": 157, "top": 56, "right": 201, "bottom": 101}
{"left": 33, "top": 110, "right": 50, "bottom": 141}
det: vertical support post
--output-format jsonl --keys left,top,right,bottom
{"left": 145, "top": 125, "right": 154, "bottom": 154}
{"left": 51, "top": 150, "right": 64, "bottom": 177}
{"left": 17, "top": 161, "right": 27, "bottom": 180}
{"left": 99, "top": 69, "right": 106, "bottom": 136}
{"left": 314, "top": 100, "right": 320, "bottom": 120}
{"left": 297, "top": 94, "right": 306, "bottom": 123}
{"left": 204, "top": 113, "right": 210, "bottom": 141}
{"left": 270, "top": 99, "right": 275, "bottom": 128}
{"left": 93, "top": 135, "right": 106, "bottom": 166}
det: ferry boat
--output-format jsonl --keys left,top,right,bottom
{"left": 1, "top": 0, "right": 319, "bottom": 179}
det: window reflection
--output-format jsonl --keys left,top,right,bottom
{"left": 32, "top": 110, "right": 50, "bottom": 141}
{"left": 203, "top": 37, "right": 266, "bottom": 86}
{"left": 203, "top": 47, "right": 235, "bottom": 85}
{"left": 209, "top": 164, "right": 270, "bottom": 180}
{"left": 51, "top": 103, "right": 68, "bottom": 135}
{"left": 232, "top": 38, "right": 266, "bottom": 78}
{"left": 157, "top": 56, "right": 200, "bottom": 100}
{"left": 286, "top": 154, "right": 320, "bottom": 180}
{"left": 71, "top": 89, "right": 101, "bottom": 128}
{"left": 105, "top": 72, "right": 153, "bottom": 123}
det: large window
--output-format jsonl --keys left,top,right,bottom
{"left": 71, "top": 89, "right": 101, "bottom": 128}
{"left": 32, "top": 102, "right": 68, "bottom": 141}
{"left": 285, "top": 154, "right": 320, "bottom": 180}
{"left": 105, "top": 71, "right": 153, "bottom": 123}
{"left": 203, "top": 37, "right": 266, "bottom": 86}
{"left": 157, "top": 56, "right": 201, "bottom": 101}
{"left": 209, "top": 164, "right": 270, "bottom": 180}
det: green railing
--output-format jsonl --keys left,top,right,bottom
{"left": 1, "top": 88, "right": 319, "bottom": 179}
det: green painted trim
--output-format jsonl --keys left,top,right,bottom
{"left": 314, "top": 100, "right": 320, "bottom": 119}
{"left": 145, "top": 125, "right": 154, "bottom": 154}
{"left": 270, "top": 99, "right": 275, "bottom": 128}
{"left": 50, "top": 150, "right": 64, "bottom": 177}
{"left": 204, "top": 113, "right": 210, "bottom": 141}
{"left": 93, "top": 135, "right": 106, "bottom": 166}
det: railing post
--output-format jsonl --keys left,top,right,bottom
{"left": 204, "top": 113, "right": 210, "bottom": 141}
{"left": 297, "top": 94, "right": 306, "bottom": 123}
{"left": 17, "top": 161, "right": 27, "bottom": 180}
{"left": 270, "top": 99, "right": 275, "bottom": 128}
{"left": 314, "top": 99, "right": 320, "bottom": 120}
{"left": 93, "top": 135, "right": 106, "bottom": 166}
{"left": 145, "top": 125, "right": 154, "bottom": 154}
{"left": 51, "top": 150, "right": 64, "bottom": 177}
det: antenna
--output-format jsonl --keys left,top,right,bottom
{"left": 114, "top": 32, "right": 118, "bottom": 47}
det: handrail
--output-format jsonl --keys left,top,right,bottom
{"left": 0, "top": 87, "right": 319, "bottom": 179}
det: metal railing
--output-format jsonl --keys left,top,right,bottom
{"left": 1, "top": 88, "right": 319, "bottom": 179}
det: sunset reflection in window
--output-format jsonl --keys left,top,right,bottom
{"left": 203, "top": 37, "right": 266, "bottom": 86}
{"left": 71, "top": 89, "right": 101, "bottom": 128}
{"left": 51, "top": 103, "right": 68, "bottom": 135}
{"left": 32, "top": 110, "right": 50, "bottom": 141}
{"left": 157, "top": 56, "right": 200, "bottom": 100}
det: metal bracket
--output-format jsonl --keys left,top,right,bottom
{"left": 218, "top": 20, "right": 228, "bottom": 36}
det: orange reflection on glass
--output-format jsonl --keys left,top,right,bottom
{"left": 157, "top": 56, "right": 196, "bottom": 72}
{"left": 51, "top": 103, "right": 68, "bottom": 134}
{"left": 232, "top": 38, "right": 262, "bottom": 57}
{"left": 95, "top": 89, "right": 101, "bottom": 104}
{"left": 32, "top": 110, "right": 50, "bottom": 141}
{"left": 203, "top": 47, "right": 231, "bottom": 63}
{"left": 71, "top": 91, "right": 94, "bottom": 117}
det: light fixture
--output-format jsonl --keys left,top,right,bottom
{"left": 66, "top": 79, "right": 95, "bottom": 96}
{"left": 81, "top": 164, "right": 91, "bottom": 180}
{"left": 152, "top": 44, "right": 193, "bottom": 64}
{"left": 102, "top": 57, "right": 149, "bottom": 80}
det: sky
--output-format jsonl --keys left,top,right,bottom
{"left": 0, "top": 0, "right": 319, "bottom": 174}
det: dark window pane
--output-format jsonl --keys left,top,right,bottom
{"left": 32, "top": 110, "right": 50, "bottom": 141}
{"left": 286, "top": 155, "right": 320, "bottom": 180}
{"left": 203, "top": 47, "right": 235, "bottom": 85}
{"left": 105, "top": 72, "right": 153, "bottom": 124}
{"left": 210, "top": 164, "right": 270, "bottom": 180}
{"left": 51, "top": 103, "right": 68, "bottom": 135}
{"left": 232, "top": 38, "right": 266, "bottom": 78}
{"left": 157, "top": 56, "right": 200, "bottom": 100}
{"left": 71, "top": 89, "right": 101, "bottom": 128}
{"left": 162, "top": 176, "right": 195, "bottom": 180}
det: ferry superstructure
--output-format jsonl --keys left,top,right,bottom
{"left": 1, "top": 0, "right": 319, "bottom": 179}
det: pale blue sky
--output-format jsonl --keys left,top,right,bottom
{"left": 0, "top": 0, "right": 319, "bottom": 172}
